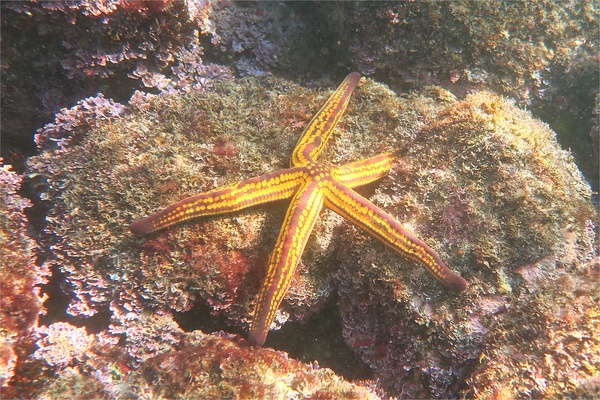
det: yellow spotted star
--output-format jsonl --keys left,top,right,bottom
{"left": 130, "top": 72, "right": 467, "bottom": 346}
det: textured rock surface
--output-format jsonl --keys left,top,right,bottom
{"left": 1, "top": 0, "right": 227, "bottom": 162}
{"left": 21, "top": 75, "right": 599, "bottom": 398}
{"left": 2, "top": 1, "right": 597, "bottom": 397}
{"left": 332, "top": 92, "right": 597, "bottom": 397}
{"left": 31, "top": 315, "right": 378, "bottom": 399}
{"left": 3, "top": 1, "right": 596, "bottom": 190}
{"left": 28, "top": 76, "right": 402, "bottom": 327}
{"left": 0, "top": 163, "right": 49, "bottom": 395}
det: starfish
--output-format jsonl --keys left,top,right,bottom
{"left": 130, "top": 72, "right": 467, "bottom": 346}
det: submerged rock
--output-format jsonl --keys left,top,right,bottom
{"left": 0, "top": 163, "right": 49, "bottom": 395}
{"left": 25, "top": 75, "right": 597, "bottom": 398}
{"left": 31, "top": 315, "right": 378, "bottom": 399}
{"left": 27, "top": 76, "right": 440, "bottom": 332}
{"left": 333, "top": 92, "right": 597, "bottom": 397}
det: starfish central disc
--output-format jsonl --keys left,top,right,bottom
{"left": 307, "top": 163, "right": 332, "bottom": 183}
{"left": 130, "top": 72, "right": 467, "bottom": 347}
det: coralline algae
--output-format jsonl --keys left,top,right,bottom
{"left": 20, "top": 76, "right": 599, "bottom": 398}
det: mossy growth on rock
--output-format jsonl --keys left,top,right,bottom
{"left": 28, "top": 75, "right": 438, "bottom": 329}
{"left": 27, "top": 74, "right": 597, "bottom": 398}
{"left": 31, "top": 315, "right": 378, "bottom": 399}
{"left": 391, "top": 91, "right": 594, "bottom": 275}
{"left": 333, "top": 92, "right": 597, "bottom": 397}
{"left": 0, "top": 163, "right": 49, "bottom": 394}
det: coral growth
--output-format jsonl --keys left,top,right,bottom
{"left": 2, "top": 0, "right": 206, "bottom": 81}
{"left": 31, "top": 313, "right": 377, "bottom": 399}
{"left": 144, "top": 329, "right": 378, "bottom": 399}
{"left": 25, "top": 75, "right": 597, "bottom": 398}
{"left": 1, "top": 0, "right": 228, "bottom": 163}
{"left": 2, "top": 0, "right": 596, "bottom": 396}
{"left": 2, "top": 1, "right": 595, "bottom": 188}
{"left": 0, "top": 163, "right": 48, "bottom": 393}
{"left": 333, "top": 92, "right": 597, "bottom": 397}
{"left": 28, "top": 76, "right": 386, "bottom": 330}
{"left": 319, "top": 1, "right": 599, "bottom": 187}
{"left": 206, "top": 2, "right": 286, "bottom": 76}
{"left": 325, "top": 2, "right": 598, "bottom": 103}
{"left": 35, "top": 94, "right": 128, "bottom": 151}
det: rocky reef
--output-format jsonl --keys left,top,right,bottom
{"left": 333, "top": 90, "right": 598, "bottom": 397}
{"left": 29, "top": 315, "right": 378, "bottom": 399}
{"left": 1, "top": 2, "right": 598, "bottom": 397}
{"left": 314, "top": 1, "right": 599, "bottom": 188}
{"left": 0, "top": 163, "right": 49, "bottom": 396}
{"left": 3, "top": 1, "right": 597, "bottom": 189}
{"left": 16, "top": 74, "right": 597, "bottom": 398}
{"left": 1, "top": 0, "right": 229, "bottom": 163}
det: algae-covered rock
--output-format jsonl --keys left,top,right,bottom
{"left": 318, "top": 1, "right": 599, "bottom": 188}
{"left": 1, "top": 0, "right": 224, "bottom": 156}
{"left": 31, "top": 313, "right": 378, "bottom": 399}
{"left": 0, "top": 163, "right": 48, "bottom": 394}
{"left": 333, "top": 92, "right": 597, "bottom": 397}
{"left": 26, "top": 75, "right": 597, "bottom": 398}
{"left": 28, "top": 76, "right": 431, "bottom": 331}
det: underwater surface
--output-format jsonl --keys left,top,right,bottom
{"left": 1, "top": 1, "right": 598, "bottom": 399}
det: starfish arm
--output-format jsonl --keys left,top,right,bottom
{"left": 130, "top": 168, "right": 307, "bottom": 235}
{"left": 324, "top": 181, "right": 467, "bottom": 291}
{"left": 291, "top": 72, "right": 361, "bottom": 167}
{"left": 249, "top": 182, "right": 325, "bottom": 346}
{"left": 332, "top": 150, "right": 401, "bottom": 189}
